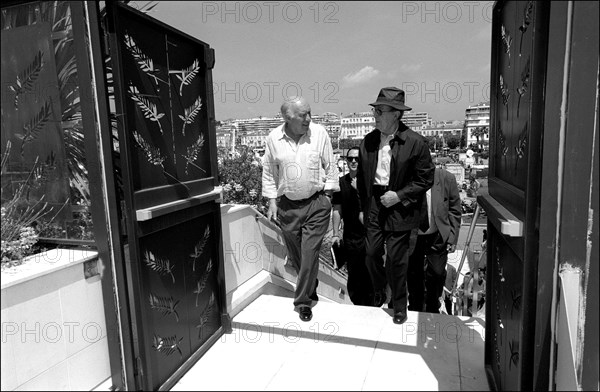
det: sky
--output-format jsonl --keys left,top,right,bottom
{"left": 141, "top": 1, "right": 493, "bottom": 122}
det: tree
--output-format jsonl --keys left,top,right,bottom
{"left": 471, "top": 126, "right": 489, "bottom": 151}
{"left": 446, "top": 134, "right": 461, "bottom": 149}
{"left": 424, "top": 136, "right": 437, "bottom": 150}
{"left": 338, "top": 138, "right": 361, "bottom": 150}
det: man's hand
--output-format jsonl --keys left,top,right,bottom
{"left": 267, "top": 199, "right": 278, "bottom": 223}
{"left": 447, "top": 244, "right": 457, "bottom": 253}
{"left": 350, "top": 177, "right": 357, "bottom": 190}
{"left": 380, "top": 190, "right": 400, "bottom": 208}
{"left": 358, "top": 211, "right": 364, "bottom": 225}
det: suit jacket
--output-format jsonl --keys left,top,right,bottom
{"left": 357, "top": 122, "right": 434, "bottom": 231}
{"left": 430, "top": 167, "right": 462, "bottom": 245}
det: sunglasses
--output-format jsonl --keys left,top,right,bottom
{"left": 346, "top": 157, "right": 359, "bottom": 162}
{"left": 371, "top": 107, "right": 396, "bottom": 116}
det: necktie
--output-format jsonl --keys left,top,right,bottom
{"left": 419, "top": 194, "right": 430, "bottom": 232}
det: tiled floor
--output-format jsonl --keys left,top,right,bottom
{"left": 172, "top": 295, "right": 489, "bottom": 391}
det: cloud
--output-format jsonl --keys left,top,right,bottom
{"left": 343, "top": 66, "right": 380, "bottom": 87}
{"left": 400, "top": 64, "right": 422, "bottom": 73}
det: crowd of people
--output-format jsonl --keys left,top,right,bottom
{"left": 261, "top": 87, "right": 486, "bottom": 323}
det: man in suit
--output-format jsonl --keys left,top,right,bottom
{"left": 407, "top": 166, "right": 462, "bottom": 313}
{"left": 357, "top": 87, "right": 435, "bottom": 324}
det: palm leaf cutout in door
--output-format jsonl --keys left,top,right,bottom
{"left": 518, "top": 1, "right": 533, "bottom": 55}
{"left": 9, "top": 50, "right": 44, "bottom": 109}
{"left": 182, "top": 134, "right": 206, "bottom": 175}
{"left": 193, "top": 258, "right": 213, "bottom": 307}
{"left": 195, "top": 292, "right": 215, "bottom": 340}
{"left": 148, "top": 293, "right": 180, "bottom": 322}
{"left": 501, "top": 25, "right": 512, "bottom": 67}
{"left": 514, "top": 122, "right": 528, "bottom": 176}
{"left": 123, "top": 33, "right": 165, "bottom": 87}
{"left": 133, "top": 131, "right": 190, "bottom": 190}
{"left": 499, "top": 75, "right": 510, "bottom": 121}
{"left": 516, "top": 59, "right": 530, "bottom": 118}
{"left": 174, "top": 58, "right": 200, "bottom": 96}
{"left": 129, "top": 86, "right": 165, "bottom": 134}
{"left": 14, "top": 101, "right": 53, "bottom": 157}
{"left": 132, "top": 131, "right": 165, "bottom": 167}
{"left": 152, "top": 334, "right": 183, "bottom": 358}
{"left": 178, "top": 96, "right": 202, "bottom": 136}
{"left": 143, "top": 250, "right": 175, "bottom": 284}
{"left": 189, "top": 226, "right": 210, "bottom": 272}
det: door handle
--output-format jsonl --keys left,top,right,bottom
{"left": 477, "top": 194, "right": 523, "bottom": 237}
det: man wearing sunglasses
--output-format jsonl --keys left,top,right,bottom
{"left": 356, "top": 87, "right": 434, "bottom": 324}
{"left": 331, "top": 147, "right": 374, "bottom": 306}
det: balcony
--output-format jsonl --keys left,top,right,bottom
{"left": 3, "top": 202, "right": 584, "bottom": 391}
{"left": 172, "top": 295, "right": 488, "bottom": 391}
{"left": 172, "top": 204, "right": 489, "bottom": 391}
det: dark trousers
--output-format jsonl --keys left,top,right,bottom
{"left": 278, "top": 192, "right": 331, "bottom": 308}
{"left": 365, "top": 196, "right": 412, "bottom": 315}
{"left": 343, "top": 239, "right": 373, "bottom": 306}
{"left": 407, "top": 231, "right": 448, "bottom": 313}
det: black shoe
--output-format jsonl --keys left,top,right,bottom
{"left": 299, "top": 306, "right": 312, "bottom": 322}
{"left": 373, "top": 291, "right": 387, "bottom": 307}
{"left": 393, "top": 312, "right": 408, "bottom": 325}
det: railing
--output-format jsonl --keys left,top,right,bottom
{"left": 219, "top": 204, "right": 351, "bottom": 318}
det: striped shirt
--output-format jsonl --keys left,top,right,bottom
{"left": 262, "top": 122, "right": 339, "bottom": 200}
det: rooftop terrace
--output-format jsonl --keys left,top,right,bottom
{"left": 172, "top": 294, "right": 488, "bottom": 391}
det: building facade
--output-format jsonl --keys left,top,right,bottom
{"left": 340, "top": 112, "right": 374, "bottom": 140}
{"left": 403, "top": 111, "right": 433, "bottom": 131}
{"left": 216, "top": 123, "right": 236, "bottom": 150}
{"left": 464, "top": 102, "right": 490, "bottom": 148}
{"left": 339, "top": 110, "right": 433, "bottom": 140}
{"left": 219, "top": 112, "right": 342, "bottom": 149}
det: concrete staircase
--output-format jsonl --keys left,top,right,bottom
{"left": 172, "top": 294, "right": 489, "bottom": 391}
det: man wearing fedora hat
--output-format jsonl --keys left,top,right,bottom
{"left": 356, "top": 87, "right": 434, "bottom": 324}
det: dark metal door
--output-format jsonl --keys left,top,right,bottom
{"left": 479, "top": 1, "right": 549, "bottom": 390}
{"left": 104, "top": 4, "right": 228, "bottom": 390}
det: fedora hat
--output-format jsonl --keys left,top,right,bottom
{"left": 369, "top": 87, "right": 412, "bottom": 111}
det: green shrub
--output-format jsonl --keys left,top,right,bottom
{"left": 218, "top": 147, "right": 269, "bottom": 214}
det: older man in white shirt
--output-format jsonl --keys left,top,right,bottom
{"left": 262, "top": 97, "right": 339, "bottom": 322}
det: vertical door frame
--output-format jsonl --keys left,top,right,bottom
{"left": 71, "top": 1, "right": 138, "bottom": 390}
